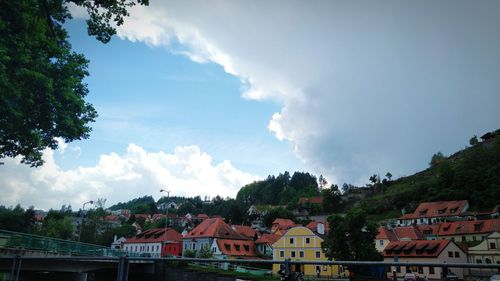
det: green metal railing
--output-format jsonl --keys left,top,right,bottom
{"left": 0, "top": 229, "right": 134, "bottom": 257}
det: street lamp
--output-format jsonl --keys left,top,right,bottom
{"left": 78, "top": 200, "right": 94, "bottom": 243}
{"left": 160, "top": 189, "right": 170, "bottom": 256}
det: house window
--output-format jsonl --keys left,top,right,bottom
{"left": 473, "top": 236, "right": 477, "bottom": 241}
{"left": 476, "top": 259, "right": 483, "bottom": 264}
{"left": 323, "top": 265, "right": 327, "bottom": 271}
{"left": 379, "top": 240, "right": 384, "bottom": 246}
{"left": 406, "top": 266, "right": 410, "bottom": 273}
{"left": 291, "top": 251, "right": 296, "bottom": 258}
{"left": 461, "top": 236, "right": 466, "bottom": 242}
{"left": 418, "top": 266, "right": 423, "bottom": 274}
{"left": 485, "top": 258, "right": 492, "bottom": 264}
{"left": 315, "top": 251, "right": 321, "bottom": 258}
{"left": 306, "top": 237, "right": 310, "bottom": 244}
{"left": 290, "top": 238, "right": 294, "bottom": 244}
{"left": 448, "top": 251, "right": 453, "bottom": 257}
{"left": 280, "top": 250, "right": 284, "bottom": 258}
{"left": 299, "top": 251, "right": 304, "bottom": 258}
{"left": 490, "top": 242, "right": 497, "bottom": 249}
{"left": 244, "top": 245, "right": 249, "bottom": 252}
{"left": 396, "top": 266, "right": 401, "bottom": 273}
{"left": 454, "top": 252, "right": 460, "bottom": 258}
{"left": 429, "top": 267, "right": 435, "bottom": 274}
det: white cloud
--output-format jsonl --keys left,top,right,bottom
{"left": 0, "top": 144, "right": 259, "bottom": 210}
{"left": 74, "top": 1, "right": 500, "bottom": 185}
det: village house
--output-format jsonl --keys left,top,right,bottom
{"left": 211, "top": 238, "right": 258, "bottom": 260}
{"left": 375, "top": 226, "right": 424, "bottom": 252}
{"left": 272, "top": 226, "right": 344, "bottom": 277}
{"left": 436, "top": 218, "right": 500, "bottom": 242}
{"left": 255, "top": 233, "right": 281, "bottom": 258}
{"left": 467, "top": 231, "right": 500, "bottom": 276}
{"left": 182, "top": 218, "right": 248, "bottom": 257}
{"left": 232, "top": 225, "right": 258, "bottom": 240}
{"left": 271, "top": 218, "right": 296, "bottom": 235}
{"left": 123, "top": 228, "right": 182, "bottom": 257}
{"left": 397, "top": 200, "right": 469, "bottom": 226}
{"left": 383, "top": 240, "right": 467, "bottom": 279}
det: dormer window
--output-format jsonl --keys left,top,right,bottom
{"left": 235, "top": 245, "right": 241, "bottom": 251}
{"left": 450, "top": 208, "right": 458, "bottom": 213}
{"left": 438, "top": 207, "right": 447, "bottom": 214}
{"left": 474, "top": 222, "right": 483, "bottom": 232}
{"left": 224, "top": 244, "right": 230, "bottom": 251}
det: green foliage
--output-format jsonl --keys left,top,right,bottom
{"left": 322, "top": 208, "right": 381, "bottom": 264}
{"left": 96, "top": 224, "right": 136, "bottom": 246}
{"left": 236, "top": 171, "right": 319, "bottom": 208}
{"left": 109, "top": 196, "right": 157, "bottom": 213}
{"left": 359, "top": 133, "right": 500, "bottom": 222}
{"left": 0, "top": 0, "right": 147, "bottom": 166}
{"left": 470, "top": 135, "right": 479, "bottom": 146}
{"left": 39, "top": 210, "right": 74, "bottom": 239}
{"left": 198, "top": 244, "right": 214, "bottom": 258}
{"left": 0, "top": 205, "right": 35, "bottom": 232}
{"left": 321, "top": 184, "right": 342, "bottom": 213}
{"left": 262, "top": 207, "right": 294, "bottom": 227}
{"left": 183, "top": 249, "right": 196, "bottom": 258}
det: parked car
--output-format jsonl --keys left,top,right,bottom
{"left": 404, "top": 273, "right": 417, "bottom": 281}
{"left": 490, "top": 275, "right": 500, "bottom": 281}
{"left": 445, "top": 272, "right": 458, "bottom": 281}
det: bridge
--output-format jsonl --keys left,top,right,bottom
{"left": 1, "top": 230, "right": 499, "bottom": 281}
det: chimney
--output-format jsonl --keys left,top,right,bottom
{"left": 317, "top": 223, "right": 325, "bottom": 235}
{"left": 113, "top": 235, "right": 117, "bottom": 242}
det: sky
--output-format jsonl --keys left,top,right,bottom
{"left": 1, "top": 0, "right": 500, "bottom": 211}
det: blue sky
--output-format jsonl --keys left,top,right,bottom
{"left": 57, "top": 20, "right": 301, "bottom": 175}
{"left": 1, "top": 0, "right": 499, "bottom": 210}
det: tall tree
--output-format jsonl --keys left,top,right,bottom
{"left": 322, "top": 208, "right": 381, "bottom": 274}
{"left": 0, "top": 0, "right": 148, "bottom": 166}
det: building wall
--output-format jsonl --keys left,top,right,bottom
{"left": 468, "top": 232, "right": 500, "bottom": 276}
{"left": 439, "top": 234, "right": 489, "bottom": 243}
{"left": 375, "top": 238, "right": 391, "bottom": 253}
{"left": 123, "top": 242, "right": 162, "bottom": 257}
{"left": 182, "top": 237, "right": 212, "bottom": 256}
{"left": 384, "top": 242, "right": 467, "bottom": 280}
{"left": 272, "top": 226, "right": 343, "bottom": 277}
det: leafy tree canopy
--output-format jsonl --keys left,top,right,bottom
{"left": 0, "top": 0, "right": 147, "bottom": 166}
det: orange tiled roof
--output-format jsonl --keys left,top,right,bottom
{"left": 383, "top": 240, "right": 456, "bottom": 257}
{"left": 400, "top": 200, "right": 468, "bottom": 219}
{"left": 255, "top": 233, "right": 281, "bottom": 245}
{"left": 376, "top": 226, "right": 423, "bottom": 241}
{"left": 216, "top": 239, "right": 258, "bottom": 257}
{"left": 133, "top": 214, "right": 151, "bottom": 220}
{"left": 233, "top": 225, "right": 257, "bottom": 239}
{"left": 376, "top": 227, "right": 397, "bottom": 241}
{"left": 186, "top": 218, "right": 248, "bottom": 240}
{"left": 272, "top": 218, "right": 296, "bottom": 230}
{"left": 306, "top": 221, "right": 329, "bottom": 233}
{"left": 437, "top": 218, "right": 500, "bottom": 236}
{"left": 417, "top": 224, "right": 441, "bottom": 236}
{"left": 125, "top": 228, "right": 182, "bottom": 243}
{"left": 298, "top": 196, "right": 323, "bottom": 205}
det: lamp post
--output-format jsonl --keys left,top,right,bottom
{"left": 160, "top": 189, "right": 170, "bottom": 256}
{"left": 78, "top": 200, "right": 94, "bottom": 244}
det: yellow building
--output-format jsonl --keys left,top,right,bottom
{"left": 272, "top": 226, "right": 345, "bottom": 277}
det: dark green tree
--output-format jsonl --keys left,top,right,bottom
{"left": 322, "top": 208, "right": 381, "bottom": 274}
{"left": 0, "top": 0, "right": 148, "bottom": 166}
{"left": 321, "top": 184, "right": 342, "bottom": 213}
{"left": 429, "top": 152, "right": 446, "bottom": 167}
{"left": 469, "top": 135, "right": 479, "bottom": 146}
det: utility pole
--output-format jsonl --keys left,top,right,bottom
{"left": 78, "top": 200, "right": 94, "bottom": 245}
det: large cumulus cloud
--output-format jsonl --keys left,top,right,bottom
{"left": 0, "top": 144, "right": 259, "bottom": 210}
{"left": 99, "top": 0, "right": 500, "bottom": 185}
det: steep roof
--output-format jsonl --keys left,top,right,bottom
{"left": 255, "top": 233, "right": 281, "bottom": 245}
{"left": 232, "top": 225, "right": 257, "bottom": 239}
{"left": 383, "top": 240, "right": 457, "bottom": 258}
{"left": 125, "top": 228, "right": 182, "bottom": 243}
{"left": 215, "top": 239, "right": 258, "bottom": 257}
{"left": 185, "top": 218, "right": 247, "bottom": 240}
{"left": 376, "top": 226, "right": 423, "bottom": 241}
{"left": 400, "top": 200, "right": 468, "bottom": 219}
{"left": 437, "top": 218, "right": 500, "bottom": 236}
{"left": 272, "top": 218, "right": 296, "bottom": 233}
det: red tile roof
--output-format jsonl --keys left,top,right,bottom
{"left": 125, "top": 228, "right": 182, "bottom": 243}
{"left": 306, "top": 221, "right": 329, "bottom": 233}
{"left": 298, "top": 196, "right": 323, "bottom": 205}
{"left": 233, "top": 225, "right": 257, "bottom": 239}
{"left": 417, "top": 224, "right": 441, "bottom": 236}
{"left": 383, "top": 240, "right": 456, "bottom": 257}
{"left": 255, "top": 233, "right": 281, "bottom": 245}
{"left": 186, "top": 218, "right": 248, "bottom": 240}
{"left": 400, "top": 200, "right": 468, "bottom": 219}
{"left": 437, "top": 218, "right": 500, "bottom": 236}
{"left": 376, "top": 226, "right": 423, "bottom": 241}
{"left": 216, "top": 239, "right": 258, "bottom": 257}
{"left": 133, "top": 214, "right": 151, "bottom": 220}
{"left": 272, "top": 218, "right": 296, "bottom": 233}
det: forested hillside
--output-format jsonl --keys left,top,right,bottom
{"left": 360, "top": 130, "right": 500, "bottom": 222}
